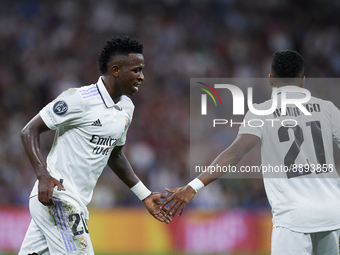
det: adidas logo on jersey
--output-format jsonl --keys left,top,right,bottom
{"left": 91, "top": 119, "right": 102, "bottom": 127}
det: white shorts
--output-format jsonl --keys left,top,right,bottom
{"left": 19, "top": 196, "right": 94, "bottom": 255}
{"left": 271, "top": 226, "right": 340, "bottom": 255}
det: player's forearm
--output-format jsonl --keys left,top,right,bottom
{"left": 194, "top": 134, "right": 259, "bottom": 188}
{"left": 21, "top": 125, "right": 50, "bottom": 180}
{"left": 108, "top": 151, "right": 140, "bottom": 188}
{"left": 109, "top": 147, "right": 152, "bottom": 201}
{"left": 197, "top": 149, "right": 242, "bottom": 186}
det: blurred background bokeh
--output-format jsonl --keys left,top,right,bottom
{"left": 1, "top": 0, "right": 340, "bottom": 254}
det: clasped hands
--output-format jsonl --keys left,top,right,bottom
{"left": 143, "top": 184, "right": 196, "bottom": 224}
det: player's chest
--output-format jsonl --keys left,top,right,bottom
{"left": 80, "top": 107, "right": 129, "bottom": 140}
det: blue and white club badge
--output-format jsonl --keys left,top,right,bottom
{"left": 53, "top": 101, "right": 68, "bottom": 116}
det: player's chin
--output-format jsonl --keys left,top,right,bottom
{"left": 127, "top": 91, "right": 136, "bottom": 97}
{"left": 124, "top": 86, "right": 139, "bottom": 97}
{"left": 131, "top": 85, "right": 139, "bottom": 94}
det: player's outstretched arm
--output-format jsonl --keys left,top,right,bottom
{"left": 108, "top": 146, "right": 171, "bottom": 224}
{"left": 162, "top": 134, "right": 259, "bottom": 217}
{"left": 21, "top": 114, "right": 65, "bottom": 206}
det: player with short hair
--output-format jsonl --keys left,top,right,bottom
{"left": 19, "top": 35, "right": 171, "bottom": 255}
{"left": 163, "top": 50, "right": 340, "bottom": 255}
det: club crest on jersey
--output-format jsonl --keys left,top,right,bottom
{"left": 79, "top": 237, "right": 87, "bottom": 249}
{"left": 53, "top": 101, "right": 68, "bottom": 116}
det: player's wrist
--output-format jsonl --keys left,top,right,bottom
{"left": 37, "top": 172, "right": 52, "bottom": 180}
{"left": 188, "top": 178, "right": 205, "bottom": 193}
{"left": 130, "top": 181, "right": 152, "bottom": 201}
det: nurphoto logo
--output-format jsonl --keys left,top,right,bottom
{"left": 198, "top": 82, "right": 311, "bottom": 116}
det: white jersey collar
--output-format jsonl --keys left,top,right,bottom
{"left": 96, "top": 76, "right": 133, "bottom": 110}
{"left": 276, "top": 85, "right": 306, "bottom": 95}
{"left": 96, "top": 76, "right": 116, "bottom": 108}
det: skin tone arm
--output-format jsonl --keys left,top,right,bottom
{"left": 162, "top": 134, "right": 260, "bottom": 217}
{"left": 108, "top": 146, "right": 172, "bottom": 224}
{"left": 21, "top": 114, "right": 65, "bottom": 206}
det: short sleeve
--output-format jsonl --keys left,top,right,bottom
{"left": 39, "top": 88, "right": 84, "bottom": 130}
{"left": 238, "top": 108, "right": 263, "bottom": 139}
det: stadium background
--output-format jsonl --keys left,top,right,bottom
{"left": 0, "top": 0, "right": 340, "bottom": 254}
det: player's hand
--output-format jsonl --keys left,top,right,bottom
{"left": 38, "top": 175, "right": 65, "bottom": 206}
{"left": 143, "top": 192, "right": 172, "bottom": 224}
{"left": 162, "top": 185, "right": 196, "bottom": 218}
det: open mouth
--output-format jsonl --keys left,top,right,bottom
{"left": 132, "top": 84, "right": 140, "bottom": 92}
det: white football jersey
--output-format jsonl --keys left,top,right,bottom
{"left": 238, "top": 85, "right": 340, "bottom": 233}
{"left": 30, "top": 77, "right": 134, "bottom": 219}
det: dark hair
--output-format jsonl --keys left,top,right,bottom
{"left": 271, "top": 50, "right": 304, "bottom": 78}
{"left": 98, "top": 35, "right": 143, "bottom": 74}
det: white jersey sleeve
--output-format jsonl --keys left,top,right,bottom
{"left": 39, "top": 88, "right": 84, "bottom": 130}
{"left": 237, "top": 102, "right": 265, "bottom": 139}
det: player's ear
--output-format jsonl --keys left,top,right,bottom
{"left": 300, "top": 76, "right": 306, "bottom": 88}
{"left": 269, "top": 74, "right": 274, "bottom": 87}
{"left": 111, "top": 65, "right": 120, "bottom": 77}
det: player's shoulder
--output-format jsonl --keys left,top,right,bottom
{"left": 54, "top": 87, "right": 83, "bottom": 108}
{"left": 57, "top": 87, "right": 79, "bottom": 98}
{"left": 120, "top": 95, "right": 135, "bottom": 112}
{"left": 55, "top": 84, "right": 97, "bottom": 101}
{"left": 309, "top": 96, "right": 337, "bottom": 111}
{"left": 120, "top": 95, "right": 135, "bottom": 106}
{"left": 120, "top": 95, "right": 135, "bottom": 117}
{"left": 250, "top": 98, "right": 274, "bottom": 111}
{"left": 257, "top": 95, "right": 336, "bottom": 110}
{"left": 310, "top": 95, "right": 332, "bottom": 105}
{"left": 53, "top": 84, "right": 98, "bottom": 111}
{"left": 78, "top": 83, "right": 100, "bottom": 100}
{"left": 43, "top": 87, "right": 85, "bottom": 119}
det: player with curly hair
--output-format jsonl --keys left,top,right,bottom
{"left": 19, "top": 35, "right": 171, "bottom": 255}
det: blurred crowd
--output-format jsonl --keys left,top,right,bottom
{"left": 1, "top": 0, "right": 340, "bottom": 210}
